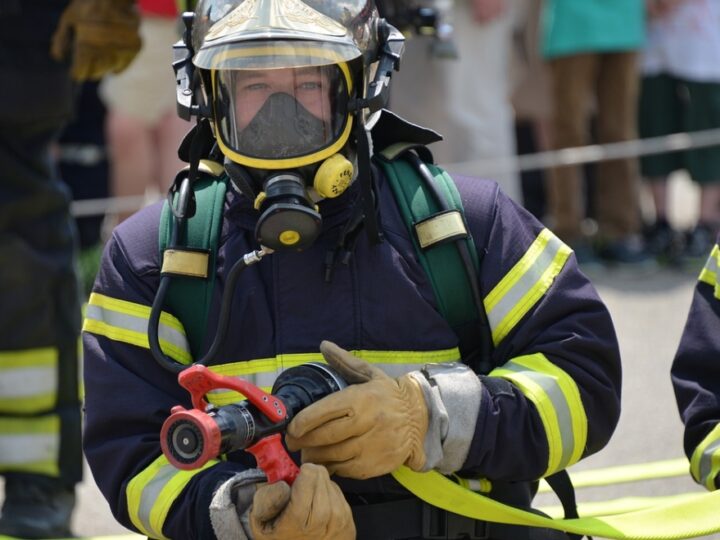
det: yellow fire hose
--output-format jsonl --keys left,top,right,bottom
{"left": 392, "top": 463, "right": 720, "bottom": 540}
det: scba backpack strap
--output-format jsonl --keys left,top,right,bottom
{"left": 373, "top": 143, "right": 493, "bottom": 371}
{"left": 158, "top": 159, "right": 228, "bottom": 359}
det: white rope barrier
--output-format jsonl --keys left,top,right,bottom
{"left": 70, "top": 127, "right": 720, "bottom": 218}
{"left": 443, "top": 127, "right": 720, "bottom": 177}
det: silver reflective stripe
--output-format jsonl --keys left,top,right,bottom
{"left": 0, "top": 434, "right": 58, "bottom": 466}
{"left": 502, "top": 361, "right": 574, "bottom": 469}
{"left": 704, "top": 249, "right": 720, "bottom": 276}
{"left": 699, "top": 438, "right": 720, "bottom": 488}
{"left": 487, "top": 233, "right": 565, "bottom": 336}
{"left": 0, "top": 366, "right": 55, "bottom": 399}
{"left": 85, "top": 304, "right": 189, "bottom": 354}
{"left": 137, "top": 464, "right": 176, "bottom": 539}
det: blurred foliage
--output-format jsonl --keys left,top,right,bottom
{"left": 77, "top": 242, "right": 104, "bottom": 298}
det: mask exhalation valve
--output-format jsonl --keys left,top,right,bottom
{"left": 254, "top": 174, "right": 322, "bottom": 251}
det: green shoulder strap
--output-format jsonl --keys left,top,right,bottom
{"left": 373, "top": 144, "right": 482, "bottom": 340}
{"left": 159, "top": 161, "right": 228, "bottom": 359}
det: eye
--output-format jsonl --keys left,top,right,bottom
{"left": 297, "top": 80, "right": 322, "bottom": 91}
{"left": 245, "top": 82, "right": 270, "bottom": 91}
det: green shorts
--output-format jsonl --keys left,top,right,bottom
{"left": 639, "top": 74, "right": 720, "bottom": 183}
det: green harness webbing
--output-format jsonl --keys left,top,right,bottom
{"left": 373, "top": 147, "right": 480, "bottom": 333}
{"left": 159, "top": 168, "right": 228, "bottom": 359}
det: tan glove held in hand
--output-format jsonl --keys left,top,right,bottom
{"left": 285, "top": 341, "right": 428, "bottom": 479}
{"left": 249, "top": 463, "right": 355, "bottom": 540}
{"left": 50, "top": 0, "right": 141, "bottom": 81}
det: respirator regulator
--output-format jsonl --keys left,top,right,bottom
{"left": 249, "top": 151, "right": 354, "bottom": 251}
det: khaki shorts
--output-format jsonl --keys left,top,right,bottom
{"left": 100, "top": 16, "right": 180, "bottom": 125}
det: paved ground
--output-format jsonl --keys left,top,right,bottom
{"left": 4, "top": 174, "right": 717, "bottom": 539}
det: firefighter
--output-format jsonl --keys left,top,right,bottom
{"left": 0, "top": 1, "right": 140, "bottom": 537}
{"left": 81, "top": 0, "right": 621, "bottom": 538}
{"left": 671, "top": 236, "right": 720, "bottom": 491}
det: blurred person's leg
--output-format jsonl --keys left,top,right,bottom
{"left": 0, "top": 3, "right": 82, "bottom": 537}
{"left": 388, "top": 34, "right": 460, "bottom": 164}
{"left": 155, "top": 110, "right": 191, "bottom": 193}
{"left": 638, "top": 74, "right": 685, "bottom": 260}
{"left": 683, "top": 80, "right": 720, "bottom": 261}
{"left": 100, "top": 15, "right": 184, "bottom": 223}
{"left": 547, "top": 53, "right": 598, "bottom": 251}
{"left": 444, "top": 0, "right": 520, "bottom": 201}
{"left": 105, "top": 110, "right": 155, "bottom": 223}
{"left": 594, "top": 51, "right": 647, "bottom": 263}
{"left": 510, "top": 0, "right": 552, "bottom": 219}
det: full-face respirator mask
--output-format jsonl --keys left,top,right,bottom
{"left": 211, "top": 60, "right": 357, "bottom": 250}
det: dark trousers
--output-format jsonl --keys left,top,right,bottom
{"left": 0, "top": 0, "right": 83, "bottom": 486}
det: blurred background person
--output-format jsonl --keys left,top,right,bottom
{"left": 640, "top": 0, "right": 720, "bottom": 269}
{"left": 0, "top": 0, "right": 140, "bottom": 537}
{"left": 542, "top": 0, "right": 647, "bottom": 265}
{"left": 387, "top": 0, "right": 521, "bottom": 203}
{"left": 510, "top": 0, "right": 552, "bottom": 221}
{"left": 100, "top": 0, "right": 190, "bottom": 224}
{"left": 56, "top": 81, "right": 110, "bottom": 296}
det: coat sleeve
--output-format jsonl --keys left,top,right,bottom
{"left": 82, "top": 207, "right": 252, "bottom": 540}
{"left": 671, "top": 238, "right": 720, "bottom": 490}
{"left": 450, "top": 180, "right": 622, "bottom": 481}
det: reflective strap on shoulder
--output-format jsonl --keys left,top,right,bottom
{"left": 691, "top": 423, "right": 720, "bottom": 490}
{"left": 484, "top": 229, "right": 571, "bottom": 346}
{"left": 490, "top": 353, "right": 587, "bottom": 475}
{"left": 82, "top": 293, "right": 192, "bottom": 365}
{"left": 0, "top": 415, "right": 60, "bottom": 477}
{"left": 126, "top": 455, "right": 220, "bottom": 540}
{"left": 392, "top": 466, "right": 720, "bottom": 539}
{"left": 0, "top": 347, "right": 58, "bottom": 414}
{"left": 161, "top": 249, "right": 210, "bottom": 278}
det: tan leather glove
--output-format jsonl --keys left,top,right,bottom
{"left": 285, "top": 341, "right": 428, "bottom": 479}
{"left": 50, "top": 0, "right": 142, "bottom": 81}
{"left": 249, "top": 463, "right": 355, "bottom": 540}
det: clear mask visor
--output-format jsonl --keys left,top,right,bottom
{"left": 214, "top": 63, "right": 351, "bottom": 164}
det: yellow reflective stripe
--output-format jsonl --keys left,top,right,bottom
{"left": 690, "top": 423, "right": 720, "bottom": 490}
{"left": 83, "top": 293, "right": 192, "bottom": 365}
{"left": 0, "top": 416, "right": 60, "bottom": 477}
{"left": 484, "top": 229, "right": 571, "bottom": 346}
{"left": 205, "top": 348, "right": 460, "bottom": 406}
{"left": 490, "top": 353, "right": 587, "bottom": 475}
{"left": 698, "top": 244, "right": 720, "bottom": 299}
{"left": 453, "top": 474, "right": 492, "bottom": 493}
{"left": 127, "top": 455, "right": 219, "bottom": 539}
{"left": 0, "top": 347, "right": 58, "bottom": 414}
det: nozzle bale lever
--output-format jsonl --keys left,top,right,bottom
{"left": 160, "top": 362, "right": 346, "bottom": 484}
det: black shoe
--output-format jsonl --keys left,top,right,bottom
{"left": 0, "top": 474, "right": 75, "bottom": 539}
{"left": 644, "top": 219, "right": 682, "bottom": 262}
{"left": 679, "top": 224, "right": 716, "bottom": 273}
{"left": 598, "top": 235, "right": 652, "bottom": 265}
{"left": 684, "top": 224, "right": 716, "bottom": 259}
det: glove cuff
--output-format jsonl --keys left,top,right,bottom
{"left": 209, "top": 468, "right": 266, "bottom": 540}
{"left": 410, "top": 363, "right": 483, "bottom": 473}
{"left": 398, "top": 374, "right": 429, "bottom": 471}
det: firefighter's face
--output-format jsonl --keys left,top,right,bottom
{"left": 233, "top": 66, "right": 333, "bottom": 129}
